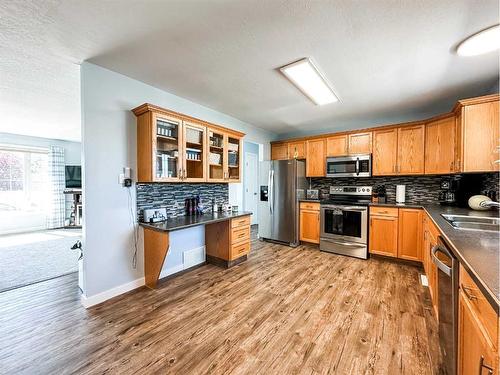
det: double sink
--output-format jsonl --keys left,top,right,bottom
{"left": 441, "top": 214, "right": 500, "bottom": 232}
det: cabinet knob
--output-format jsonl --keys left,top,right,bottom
{"left": 462, "top": 286, "right": 477, "bottom": 300}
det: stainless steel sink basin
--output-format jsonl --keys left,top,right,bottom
{"left": 441, "top": 214, "right": 500, "bottom": 232}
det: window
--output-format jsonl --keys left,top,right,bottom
{"left": 0, "top": 147, "right": 49, "bottom": 213}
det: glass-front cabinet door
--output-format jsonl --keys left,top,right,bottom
{"left": 153, "top": 113, "right": 183, "bottom": 182}
{"left": 207, "top": 127, "right": 226, "bottom": 182}
{"left": 182, "top": 120, "right": 206, "bottom": 182}
{"left": 227, "top": 135, "right": 242, "bottom": 182}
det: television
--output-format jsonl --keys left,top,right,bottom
{"left": 65, "top": 166, "right": 82, "bottom": 188}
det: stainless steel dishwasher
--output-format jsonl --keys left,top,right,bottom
{"left": 432, "top": 236, "right": 459, "bottom": 375}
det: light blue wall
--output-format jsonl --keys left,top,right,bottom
{"left": 81, "top": 62, "right": 277, "bottom": 298}
{"left": 0, "top": 132, "right": 81, "bottom": 165}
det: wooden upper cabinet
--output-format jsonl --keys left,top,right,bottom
{"left": 306, "top": 139, "right": 326, "bottom": 177}
{"left": 373, "top": 128, "right": 398, "bottom": 175}
{"left": 288, "top": 141, "right": 305, "bottom": 159}
{"left": 133, "top": 103, "right": 245, "bottom": 183}
{"left": 398, "top": 209, "right": 423, "bottom": 261}
{"left": 459, "top": 99, "right": 500, "bottom": 172}
{"left": 271, "top": 143, "right": 288, "bottom": 160}
{"left": 397, "top": 124, "right": 425, "bottom": 175}
{"left": 183, "top": 120, "right": 207, "bottom": 182}
{"left": 348, "top": 132, "right": 372, "bottom": 154}
{"left": 425, "top": 116, "right": 457, "bottom": 174}
{"left": 326, "top": 135, "right": 348, "bottom": 156}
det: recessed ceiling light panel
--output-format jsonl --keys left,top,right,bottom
{"left": 457, "top": 25, "right": 500, "bottom": 56}
{"left": 280, "top": 58, "right": 339, "bottom": 105}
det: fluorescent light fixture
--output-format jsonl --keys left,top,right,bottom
{"left": 280, "top": 58, "right": 339, "bottom": 105}
{"left": 457, "top": 25, "right": 500, "bottom": 56}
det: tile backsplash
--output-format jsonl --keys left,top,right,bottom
{"left": 311, "top": 172, "right": 499, "bottom": 204}
{"left": 136, "top": 183, "right": 228, "bottom": 221}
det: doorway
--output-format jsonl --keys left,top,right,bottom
{"left": 243, "top": 141, "right": 260, "bottom": 225}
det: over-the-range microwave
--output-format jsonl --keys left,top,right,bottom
{"left": 326, "top": 154, "right": 371, "bottom": 178}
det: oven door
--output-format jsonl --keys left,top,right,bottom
{"left": 326, "top": 155, "right": 371, "bottom": 178}
{"left": 320, "top": 205, "right": 367, "bottom": 244}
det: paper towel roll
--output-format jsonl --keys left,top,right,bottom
{"left": 396, "top": 185, "right": 406, "bottom": 204}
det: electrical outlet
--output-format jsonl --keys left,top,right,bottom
{"left": 119, "top": 173, "right": 125, "bottom": 184}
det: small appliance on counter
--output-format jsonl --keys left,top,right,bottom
{"left": 438, "top": 175, "right": 482, "bottom": 207}
{"left": 143, "top": 208, "right": 167, "bottom": 223}
{"left": 306, "top": 189, "right": 319, "bottom": 200}
{"left": 371, "top": 185, "right": 387, "bottom": 203}
{"left": 396, "top": 185, "right": 406, "bottom": 204}
{"left": 185, "top": 196, "right": 204, "bottom": 216}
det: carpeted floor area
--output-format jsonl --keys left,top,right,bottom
{"left": 0, "top": 229, "right": 81, "bottom": 292}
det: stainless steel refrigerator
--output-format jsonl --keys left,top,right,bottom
{"left": 258, "top": 159, "right": 307, "bottom": 246}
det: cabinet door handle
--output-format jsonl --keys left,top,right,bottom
{"left": 479, "top": 356, "right": 494, "bottom": 375}
{"left": 183, "top": 169, "right": 186, "bottom": 179}
{"left": 463, "top": 286, "right": 477, "bottom": 300}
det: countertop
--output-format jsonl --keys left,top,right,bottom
{"left": 371, "top": 202, "right": 500, "bottom": 310}
{"left": 368, "top": 202, "right": 426, "bottom": 209}
{"left": 140, "top": 211, "right": 252, "bottom": 232}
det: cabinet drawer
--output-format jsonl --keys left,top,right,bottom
{"left": 459, "top": 265, "right": 498, "bottom": 348}
{"left": 231, "top": 215, "right": 251, "bottom": 229}
{"left": 230, "top": 241, "right": 250, "bottom": 260}
{"left": 369, "top": 206, "right": 398, "bottom": 217}
{"left": 231, "top": 226, "right": 250, "bottom": 244}
{"left": 300, "top": 202, "right": 320, "bottom": 211}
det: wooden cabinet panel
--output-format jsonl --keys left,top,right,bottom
{"left": 306, "top": 139, "right": 326, "bottom": 177}
{"left": 427, "top": 230, "right": 439, "bottom": 318}
{"left": 230, "top": 241, "right": 250, "bottom": 260}
{"left": 348, "top": 132, "right": 372, "bottom": 154}
{"left": 231, "top": 215, "right": 251, "bottom": 229}
{"left": 326, "top": 135, "right": 348, "bottom": 156}
{"left": 458, "top": 291, "right": 498, "bottom": 375}
{"left": 397, "top": 124, "right": 425, "bottom": 175}
{"left": 370, "top": 206, "right": 398, "bottom": 217}
{"left": 425, "top": 116, "right": 457, "bottom": 174}
{"left": 288, "top": 141, "right": 305, "bottom": 159}
{"left": 300, "top": 209, "right": 320, "bottom": 244}
{"left": 398, "top": 209, "right": 423, "bottom": 261}
{"left": 271, "top": 143, "right": 288, "bottom": 160}
{"left": 183, "top": 120, "right": 207, "bottom": 182}
{"left": 373, "top": 128, "right": 398, "bottom": 175}
{"left": 462, "top": 100, "right": 500, "bottom": 172}
{"left": 369, "top": 214, "right": 398, "bottom": 257}
{"left": 300, "top": 202, "right": 320, "bottom": 211}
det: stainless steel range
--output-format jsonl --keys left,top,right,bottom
{"left": 320, "top": 186, "right": 372, "bottom": 259}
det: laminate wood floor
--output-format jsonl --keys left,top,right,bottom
{"left": 0, "top": 236, "right": 442, "bottom": 374}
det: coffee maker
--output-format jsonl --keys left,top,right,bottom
{"left": 438, "top": 175, "right": 482, "bottom": 207}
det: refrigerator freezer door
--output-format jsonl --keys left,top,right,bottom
{"left": 271, "top": 160, "right": 296, "bottom": 244}
{"left": 258, "top": 161, "right": 272, "bottom": 240}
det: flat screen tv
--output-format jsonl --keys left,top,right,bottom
{"left": 65, "top": 166, "right": 82, "bottom": 188}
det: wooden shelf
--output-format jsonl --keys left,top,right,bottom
{"left": 156, "top": 134, "right": 178, "bottom": 141}
{"left": 210, "top": 145, "right": 224, "bottom": 150}
{"left": 209, "top": 163, "right": 223, "bottom": 167}
{"left": 186, "top": 141, "right": 202, "bottom": 146}
{"left": 186, "top": 159, "right": 202, "bottom": 162}
{"left": 228, "top": 165, "right": 239, "bottom": 168}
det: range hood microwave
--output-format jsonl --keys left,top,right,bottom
{"left": 326, "top": 154, "right": 372, "bottom": 178}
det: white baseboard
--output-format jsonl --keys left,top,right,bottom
{"left": 80, "top": 277, "right": 145, "bottom": 308}
{"left": 80, "top": 246, "right": 206, "bottom": 309}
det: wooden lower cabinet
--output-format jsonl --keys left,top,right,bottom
{"left": 458, "top": 290, "right": 498, "bottom": 375}
{"left": 369, "top": 213, "right": 399, "bottom": 257}
{"left": 206, "top": 215, "right": 251, "bottom": 265}
{"left": 398, "top": 208, "right": 423, "bottom": 261}
{"left": 299, "top": 202, "right": 320, "bottom": 244}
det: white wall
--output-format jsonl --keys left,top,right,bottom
{"left": 81, "top": 62, "right": 277, "bottom": 300}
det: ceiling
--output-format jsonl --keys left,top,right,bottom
{"left": 0, "top": 1, "right": 498, "bottom": 142}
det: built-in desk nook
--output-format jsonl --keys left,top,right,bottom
{"left": 140, "top": 212, "right": 252, "bottom": 288}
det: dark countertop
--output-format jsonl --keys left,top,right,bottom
{"left": 423, "top": 205, "right": 500, "bottom": 311}
{"left": 299, "top": 199, "right": 321, "bottom": 203}
{"left": 372, "top": 201, "right": 499, "bottom": 310}
{"left": 140, "top": 211, "right": 252, "bottom": 232}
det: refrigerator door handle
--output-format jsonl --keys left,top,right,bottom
{"left": 269, "top": 169, "right": 274, "bottom": 215}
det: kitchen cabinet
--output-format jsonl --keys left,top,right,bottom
{"left": 288, "top": 141, "right": 306, "bottom": 159}
{"left": 425, "top": 115, "right": 458, "bottom": 174}
{"left": 373, "top": 128, "right": 398, "bottom": 175}
{"left": 397, "top": 124, "right": 425, "bottom": 175}
{"left": 348, "top": 131, "right": 372, "bottom": 154}
{"left": 369, "top": 207, "right": 398, "bottom": 257}
{"left": 299, "top": 202, "right": 320, "bottom": 244}
{"left": 326, "top": 135, "right": 348, "bottom": 156}
{"left": 458, "top": 283, "right": 498, "bottom": 375}
{"left": 457, "top": 97, "right": 500, "bottom": 172}
{"left": 271, "top": 143, "right": 288, "bottom": 160}
{"left": 306, "top": 139, "right": 326, "bottom": 177}
{"left": 397, "top": 208, "right": 422, "bottom": 261}
{"left": 133, "top": 103, "right": 244, "bottom": 183}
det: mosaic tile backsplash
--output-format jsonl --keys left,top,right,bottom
{"left": 136, "top": 183, "right": 228, "bottom": 221}
{"left": 311, "top": 173, "right": 499, "bottom": 204}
